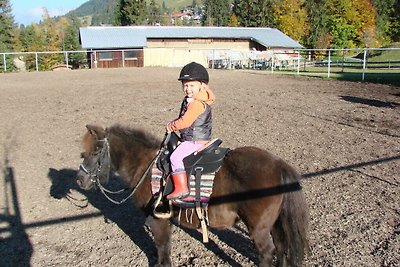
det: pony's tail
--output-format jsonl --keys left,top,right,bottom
{"left": 272, "top": 167, "right": 310, "bottom": 267}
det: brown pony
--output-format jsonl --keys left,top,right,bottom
{"left": 76, "top": 124, "right": 309, "bottom": 267}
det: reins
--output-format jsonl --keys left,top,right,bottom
{"left": 87, "top": 132, "right": 170, "bottom": 205}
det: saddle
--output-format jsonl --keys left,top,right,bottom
{"left": 154, "top": 133, "right": 230, "bottom": 206}
{"left": 170, "top": 139, "right": 229, "bottom": 205}
{"left": 153, "top": 134, "right": 230, "bottom": 242}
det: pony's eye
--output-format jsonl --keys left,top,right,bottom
{"left": 80, "top": 152, "right": 85, "bottom": 158}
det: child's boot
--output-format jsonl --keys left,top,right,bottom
{"left": 166, "top": 171, "right": 189, "bottom": 200}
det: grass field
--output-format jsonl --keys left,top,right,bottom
{"left": 295, "top": 70, "right": 400, "bottom": 87}
{"left": 287, "top": 46, "right": 400, "bottom": 86}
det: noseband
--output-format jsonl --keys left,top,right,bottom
{"left": 79, "top": 138, "right": 111, "bottom": 185}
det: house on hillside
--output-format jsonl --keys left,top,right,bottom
{"left": 79, "top": 26, "right": 303, "bottom": 69}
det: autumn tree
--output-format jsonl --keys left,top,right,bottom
{"left": 35, "top": 9, "right": 64, "bottom": 70}
{"left": 202, "top": 0, "right": 232, "bottom": 26}
{"left": 273, "top": 0, "right": 309, "bottom": 43}
{"left": 325, "top": 0, "right": 377, "bottom": 48}
{"left": 228, "top": 13, "right": 240, "bottom": 26}
{"left": 17, "top": 9, "right": 86, "bottom": 70}
{"left": 115, "top": 0, "right": 147, "bottom": 26}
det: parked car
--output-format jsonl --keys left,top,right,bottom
{"left": 315, "top": 59, "right": 332, "bottom": 66}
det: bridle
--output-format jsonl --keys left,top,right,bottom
{"left": 79, "top": 133, "right": 170, "bottom": 205}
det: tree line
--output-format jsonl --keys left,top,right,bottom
{"left": 1, "top": 0, "right": 399, "bottom": 71}
{"left": 113, "top": 0, "right": 400, "bottom": 49}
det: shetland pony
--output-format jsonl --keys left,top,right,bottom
{"left": 77, "top": 124, "right": 309, "bottom": 267}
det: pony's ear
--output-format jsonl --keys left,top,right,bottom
{"left": 85, "top": 125, "right": 105, "bottom": 140}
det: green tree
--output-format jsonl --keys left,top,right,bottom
{"left": 233, "top": 0, "right": 277, "bottom": 27}
{"left": 0, "top": 0, "right": 15, "bottom": 52}
{"left": 18, "top": 24, "right": 44, "bottom": 70}
{"left": 392, "top": 0, "right": 400, "bottom": 41}
{"left": 160, "top": 1, "right": 169, "bottom": 14}
{"left": 147, "top": 0, "right": 161, "bottom": 25}
{"left": 19, "top": 25, "right": 37, "bottom": 51}
{"left": 303, "top": 0, "right": 331, "bottom": 49}
{"left": 115, "top": 0, "right": 147, "bottom": 26}
{"left": 202, "top": 0, "right": 232, "bottom": 26}
{"left": 371, "top": 0, "right": 396, "bottom": 44}
{"left": 64, "top": 14, "right": 86, "bottom": 68}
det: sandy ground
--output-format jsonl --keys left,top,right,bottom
{"left": 0, "top": 67, "right": 399, "bottom": 266}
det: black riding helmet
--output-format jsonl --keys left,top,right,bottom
{"left": 178, "top": 62, "right": 209, "bottom": 84}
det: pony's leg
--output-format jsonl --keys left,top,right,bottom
{"left": 146, "top": 216, "right": 172, "bottom": 267}
{"left": 244, "top": 197, "right": 283, "bottom": 267}
{"left": 271, "top": 220, "right": 287, "bottom": 267}
{"left": 251, "top": 226, "right": 275, "bottom": 267}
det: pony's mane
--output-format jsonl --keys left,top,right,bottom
{"left": 108, "top": 124, "right": 161, "bottom": 149}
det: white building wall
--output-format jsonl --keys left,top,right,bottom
{"left": 144, "top": 48, "right": 208, "bottom": 67}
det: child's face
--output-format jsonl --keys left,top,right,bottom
{"left": 181, "top": 80, "right": 203, "bottom": 98}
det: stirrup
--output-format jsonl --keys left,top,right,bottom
{"left": 153, "top": 192, "right": 173, "bottom": 219}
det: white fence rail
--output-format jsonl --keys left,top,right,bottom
{"left": 1, "top": 48, "right": 400, "bottom": 83}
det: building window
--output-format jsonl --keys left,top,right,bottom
{"left": 99, "top": 52, "right": 112, "bottom": 61}
{"left": 124, "top": 51, "right": 138, "bottom": 60}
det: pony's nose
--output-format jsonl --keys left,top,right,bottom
{"left": 76, "top": 173, "right": 87, "bottom": 188}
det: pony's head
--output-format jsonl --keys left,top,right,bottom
{"left": 76, "top": 125, "right": 111, "bottom": 190}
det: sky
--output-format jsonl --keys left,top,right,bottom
{"left": 10, "top": 0, "right": 88, "bottom": 26}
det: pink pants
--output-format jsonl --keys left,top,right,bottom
{"left": 170, "top": 141, "right": 204, "bottom": 172}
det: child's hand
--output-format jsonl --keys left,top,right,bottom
{"left": 166, "top": 122, "right": 174, "bottom": 133}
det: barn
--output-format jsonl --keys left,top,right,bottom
{"left": 79, "top": 26, "right": 303, "bottom": 68}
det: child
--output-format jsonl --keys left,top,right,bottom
{"left": 165, "top": 62, "right": 215, "bottom": 200}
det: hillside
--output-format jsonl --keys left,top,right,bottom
{"left": 66, "top": 0, "right": 116, "bottom": 25}
{"left": 67, "top": 0, "right": 197, "bottom": 25}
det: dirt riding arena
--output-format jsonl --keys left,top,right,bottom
{"left": 0, "top": 67, "right": 399, "bottom": 266}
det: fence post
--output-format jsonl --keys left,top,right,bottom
{"left": 2, "top": 53, "right": 6, "bottom": 72}
{"left": 271, "top": 50, "right": 274, "bottom": 73}
{"left": 93, "top": 51, "right": 97, "bottom": 68}
{"left": 362, "top": 49, "right": 367, "bottom": 81}
{"left": 35, "top": 52, "right": 39, "bottom": 71}
{"left": 341, "top": 49, "right": 345, "bottom": 72}
{"left": 212, "top": 50, "right": 215, "bottom": 69}
{"left": 65, "top": 51, "right": 69, "bottom": 67}
{"left": 122, "top": 50, "right": 125, "bottom": 68}
{"left": 327, "top": 50, "right": 331, "bottom": 78}
{"left": 297, "top": 51, "right": 300, "bottom": 75}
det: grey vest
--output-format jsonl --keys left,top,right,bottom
{"left": 179, "top": 98, "right": 212, "bottom": 141}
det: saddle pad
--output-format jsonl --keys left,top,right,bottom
{"left": 151, "top": 166, "right": 163, "bottom": 195}
{"left": 151, "top": 165, "right": 215, "bottom": 203}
